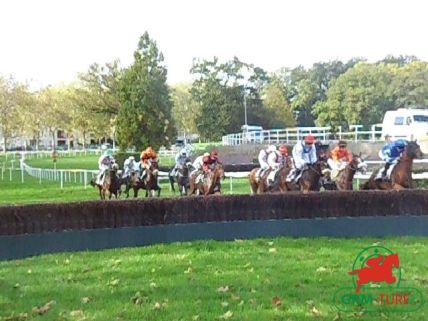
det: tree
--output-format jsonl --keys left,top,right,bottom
{"left": 37, "top": 86, "right": 72, "bottom": 149}
{"left": 0, "top": 76, "right": 29, "bottom": 151}
{"left": 263, "top": 75, "right": 295, "bottom": 128}
{"left": 116, "top": 32, "right": 176, "bottom": 151}
{"left": 78, "top": 60, "right": 123, "bottom": 116}
{"left": 314, "top": 63, "right": 395, "bottom": 129}
{"left": 389, "top": 60, "right": 428, "bottom": 108}
{"left": 191, "top": 57, "right": 270, "bottom": 140}
{"left": 171, "top": 83, "right": 200, "bottom": 136}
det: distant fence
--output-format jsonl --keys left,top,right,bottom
{"left": 8, "top": 159, "right": 428, "bottom": 191}
{"left": 222, "top": 125, "right": 383, "bottom": 146}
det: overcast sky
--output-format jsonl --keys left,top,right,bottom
{"left": 1, "top": 0, "right": 427, "bottom": 88}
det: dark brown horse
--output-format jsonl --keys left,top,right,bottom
{"left": 323, "top": 154, "right": 367, "bottom": 191}
{"left": 249, "top": 157, "right": 292, "bottom": 194}
{"left": 169, "top": 160, "right": 193, "bottom": 196}
{"left": 189, "top": 163, "right": 225, "bottom": 195}
{"left": 280, "top": 160, "right": 327, "bottom": 193}
{"left": 124, "top": 159, "right": 161, "bottom": 197}
{"left": 90, "top": 163, "right": 121, "bottom": 200}
{"left": 361, "top": 141, "right": 423, "bottom": 190}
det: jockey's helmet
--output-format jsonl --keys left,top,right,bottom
{"left": 128, "top": 156, "right": 135, "bottom": 161}
{"left": 395, "top": 139, "right": 407, "bottom": 148}
{"left": 203, "top": 152, "right": 210, "bottom": 162}
{"left": 267, "top": 145, "right": 277, "bottom": 153}
{"left": 338, "top": 140, "right": 347, "bottom": 148}
{"left": 304, "top": 135, "right": 316, "bottom": 145}
{"left": 279, "top": 144, "right": 288, "bottom": 155}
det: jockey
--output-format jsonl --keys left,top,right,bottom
{"left": 375, "top": 139, "right": 408, "bottom": 180}
{"left": 327, "top": 140, "right": 353, "bottom": 174}
{"left": 140, "top": 146, "right": 158, "bottom": 180}
{"left": 257, "top": 145, "right": 277, "bottom": 178}
{"left": 191, "top": 152, "right": 211, "bottom": 183}
{"left": 96, "top": 149, "right": 115, "bottom": 184}
{"left": 207, "top": 150, "right": 220, "bottom": 169}
{"left": 266, "top": 144, "right": 289, "bottom": 184}
{"left": 122, "top": 155, "right": 137, "bottom": 179}
{"left": 170, "top": 148, "right": 190, "bottom": 177}
{"left": 286, "top": 135, "right": 318, "bottom": 183}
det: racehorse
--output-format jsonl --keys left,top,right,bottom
{"left": 169, "top": 160, "right": 193, "bottom": 196}
{"left": 123, "top": 169, "right": 143, "bottom": 198}
{"left": 322, "top": 154, "right": 368, "bottom": 190}
{"left": 123, "top": 159, "right": 161, "bottom": 198}
{"left": 141, "top": 159, "right": 161, "bottom": 197}
{"left": 90, "top": 163, "right": 121, "bottom": 200}
{"left": 280, "top": 160, "right": 327, "bottom": 193}
{"left": 361, "top": 141, "right": 423, "bottom": 190}
{"left": 189, "top": 163, "right": 225, "bottom": 195}
{"left": 249, "top": 157, "right": 292, "bottom": 194}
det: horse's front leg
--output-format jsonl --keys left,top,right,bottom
{"left": 133, "top": 187, "right": 138, "bottom": 198}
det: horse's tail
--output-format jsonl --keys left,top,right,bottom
{"left": 90, "top": 177, "right": 96, "bottom": 187}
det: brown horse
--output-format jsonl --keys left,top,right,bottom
{"left": 124, "top": 159, "right": 161, "bottom": 197}
{"left": 189, "top": 163, "right": 225, "bottom": 195}
{"left": 91, "top": 163, "right": 121, "bottom": 200}
{"left": 323, "top": 154, "right": 368, "bottom": 191}
{"left": 361, "top": 141, "right": 423, "bottom": 190}
{"left": 249, "top": 157, "right": 292, "bottom": 194}
{"left": 169, "top": 160, "right": 194, "bottom": 196}
{"left": 280, "top": 160, "right": 327, "bottom": 193}
{"left": 123, "top": 169, "right": 143, "bottom": 198}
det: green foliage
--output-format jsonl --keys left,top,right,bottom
{"left": 314, "top": 63, "right": 396, "bottom": 129}
{"left": 171, "top": 83, "right": 201, "bottom": 135}
{"left": 116, "top": 32, "right": 176, "bottom": 151}
{"left": 389, "top": 60, "right": 428, "bottom": 108}
{"left": 190, "top": 57, "right": 270, "bottom": 140}
{"left": 263, "top": 75, "right": 295, "bottom": 128}
{"left": 0, "top": 76, "right": 31, "bottom": 150}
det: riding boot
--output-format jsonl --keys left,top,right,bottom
{"left": 382, "top": 163, "right": 391, "bottom": 180}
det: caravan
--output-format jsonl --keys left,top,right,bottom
{"left": 381, "top": 108, "right": 428, "bottom": 141}
{"left": 241, "top": 125, "right": 264, "bottom": 143}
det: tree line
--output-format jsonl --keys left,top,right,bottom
{"left": 1, "top": 31, "right": 428, "bottom": 150}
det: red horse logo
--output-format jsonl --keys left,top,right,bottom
{"left": 348, "top": 254, "right": 400, "bottom": 293}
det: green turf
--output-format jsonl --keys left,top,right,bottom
{"left": 24, "top": 153, "right": 176, "bottom": 169}
{"left": 0, "top": 237, "right": 426, "bottom": 321}
{"left": 0, "top": 170, "right": 250, "bottom": 205}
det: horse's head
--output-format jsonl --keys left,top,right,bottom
{"left": 111, "top": 162, "right": 119, "bottom": 172}
{"left": 215, "top": 163, "right": 225, "bottom": 181}
{"left": 405, "top": 141, "right": 424, "bottom": 159}
{"left": 352, "top": 153, "right": 368, "bottom": 174}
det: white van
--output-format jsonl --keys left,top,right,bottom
{"left": 381, "top": 108, "right": 428, "bottom": 141}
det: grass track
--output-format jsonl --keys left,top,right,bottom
{"left": 0, "top": 237, "right": 427, "bottom": 321}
